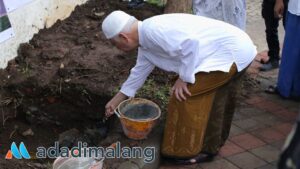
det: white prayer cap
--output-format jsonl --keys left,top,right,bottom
{"left": 102, "top": 10, "right": 134, "bottom": 39}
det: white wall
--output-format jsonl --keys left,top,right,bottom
{"left": 0, "top": 0, "right": 88, "bottom": 68}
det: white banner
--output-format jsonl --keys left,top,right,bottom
{"left": 4, "top": 0, "right": 34, "bottom": 13}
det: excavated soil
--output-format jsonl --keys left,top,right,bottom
{"left": 0, "top": 0, "right": 165, "bottom": 168}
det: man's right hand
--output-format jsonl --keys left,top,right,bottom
{"left": 274, "top": 0, "right": 284, "bottom": 18}
{"left": 105, "top": 92, "right": 128, "bottom": 117}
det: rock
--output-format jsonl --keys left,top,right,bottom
{"left": 22, "top": 128, "right": 34, "bottom": 137}
{"left": 59, "top": 128, "right": 81, "bottom": 148}
{"left": 25, "top": 111, "right": 36, "bottom": 124}
{"left": 99, "top": 133, "right": 122, "bottom": 146}
{"left": 40, "top": 48, "right": 69, "bottom": 60}
{"left": 28, "top": 106, "right": 38, "bottom": 112}
{"left": 75, "top": 37, "right": 91, "bottom": 45}
{"left": 117, "top": 161, "right": 139, "bottom": 169}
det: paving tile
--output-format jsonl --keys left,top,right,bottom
{"left": 245, "top": 96, "right": 265, "bottom": 105}
{"left": 200, "top": 159, "right": 239, "bottom": 169}
{"left": 270, "top": 161, "right": 279, "bottom": 166}
{"left": 271, "top": 109, "right": 298, "bottom": 122}
{"left": 230, "top": 133, "right": 266, "bottom": 150}
{"left": 251, "top": 114, "right": 282, "bottom": 127}
{"left": 253, "top": 100, "right": 285, "bottom": 113}
{"left": 256, "top": 164, "right": 277, "bottom": 169}
{"left": 226, "top": 152, "right": 267, "bottom": 169}
{"left": 219, "top": 140, "right": 245, "bottom": 157}
{"left": 229, "top": 124, "right": 245, "bottom": 138}
{"left": 233, "top": 118, "right": 267, "bottom": 131}
{"left": 233, "top": 110, "right": 249, "bottom": 121}
{"left": 270, "top": 140, "right": 286, "bottom": 150}
{"left": 273, "top": 123, "right": 294, "bottom": 136}
{"left": 251, "top": 127, "right": 286, "bottom": 143}
{"left": 250, "top": 145, "right": 280, "bottom": 162}
{"left": 239, "top": 107, "right": 269, "bottom": 118}
{"left": 287, "top": 107, "right": 300, "bottom": 114}
{"left": 160, "top": 163, "right": 198, "bottom": 169}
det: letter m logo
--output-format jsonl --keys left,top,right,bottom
{"left": 5, "top": 142, "right": 31, "bottom": 159}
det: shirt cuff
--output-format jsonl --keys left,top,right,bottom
{"left": 180, "top": 74, "right": 196, "bottom": 84}
{"left": 120, "top": 86, "right": 136, "bottom": 98}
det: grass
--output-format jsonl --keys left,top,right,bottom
{"left": 146, "top": 0, "right": 166, "bottom": 7}
{"left": 136, "top": 78, "right": 170, "bottom": 112}
{"left": 111, "top": 78, "right": 170, "bottom": 112}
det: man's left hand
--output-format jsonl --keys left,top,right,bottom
{"left": 171, "top": 78, "right": 192, "bottom": 101}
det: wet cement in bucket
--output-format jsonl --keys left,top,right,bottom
{"left": 123, "top": 104, "right": 159, "bottom": 120}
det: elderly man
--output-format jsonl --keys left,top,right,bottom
{"left": 102, "top": 11, "right": 256, "bottom": 164}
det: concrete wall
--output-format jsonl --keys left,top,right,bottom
{"left": 0, "top": 0, "right": 88, "bottom": 69}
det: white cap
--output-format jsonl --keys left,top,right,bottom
{"left": 102, "top": 11, "right": 133, "bottom": 39}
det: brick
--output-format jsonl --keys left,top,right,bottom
{"left": 230, "top": 133, "right": 265, "bottom": 150}
{"left": 270, "top": 140, "right": 286, "bottom": 150}
{"left": 251, "top": 127, "right": 285, "bottom": 143}
{"left": 273, "top": 123, "right": 294, "bottom": 136}
{"left": 245, "top": 96, "right": 265, "bottom": 105}
{"left": 233, "top": 111, "right": 248, "bottom": 121}
{"left": 250, "top": 145, "right": 280, "bottom": 162}
{"left": 233, "top": 118, "right": 267, "bottom": 131}
{"left": 239, "top": 107, "right": 269, "bottom": 118}
{"left": 226, "top": 152, "right": 267, "bottom": 169}
{"left": 256, "top": 164, "right": 277, "bottom": 169}
{"left": 229, "top": 124, "right": 245, "bottom": 138}
{"left": 272, "top": 109, "right": 298, "bottom": 122}
{"left": 252, "top": 114, "right": 282, "bottom": 127}
{"left": 253, "top": 100, "right": 285, "bottom": 113}
{"left": 160, "top": 163, "right": 198, "bottom": 169}
{"left": 200, "top": 159, "right": 239, "bottom": 169}
{"left": 219, "top": 141, "right": 245, "bottom": 157}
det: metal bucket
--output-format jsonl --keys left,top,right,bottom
{"left": 114, "top": 98, "right": 161, "bottom": 140}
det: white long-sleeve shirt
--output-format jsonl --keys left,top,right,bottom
{"left": 120, "top": 14, "right": 257, "bottom": 97}
{"left": 288, "top": 0, "right": 300, "bottom": 15}
{"left": 192, "top": 0, "right": 246, "bottom": 30}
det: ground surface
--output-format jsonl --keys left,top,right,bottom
{"left": 0, "top": 0, "right": 165, "bottom": 168}
{"left": 0, "top": 0, "right": 299, "bottom": 169}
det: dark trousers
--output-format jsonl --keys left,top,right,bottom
{"left": 278, "top": 113, "right": 300, "bottom": 169}
{"left": 262, "top": 0, "right": 288, "bottom": 62}
{"left": 202, "top": 66, "right": 247, "bottom": 154}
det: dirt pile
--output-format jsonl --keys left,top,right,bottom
{"left": 0, "top": 1, "right": 164, "bottom": 167}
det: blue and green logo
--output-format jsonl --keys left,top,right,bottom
{"left": 5, "top": 142, "right": 31, "bottom": 159}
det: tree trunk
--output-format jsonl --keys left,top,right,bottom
{"left": 164, "top": 0, "right": 193, "bottom": 13}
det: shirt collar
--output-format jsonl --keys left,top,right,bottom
{"left": 138, "top": 21, "right": 145, "bottom": 48}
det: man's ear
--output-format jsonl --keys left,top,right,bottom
{"left": 118, "top": 33, "right": 129, "bottom": 42}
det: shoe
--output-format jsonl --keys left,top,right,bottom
{"left": 163, "top": 153, "right": 216, "bottom": 165}
{"left": 260, "top": 60, "right": 279, "bottom": 71}
{"left": 128, "top": 0, "right": 144, "bottom": 8}
{"left": 265, "top": 85, "right": 279, "bottom": 94}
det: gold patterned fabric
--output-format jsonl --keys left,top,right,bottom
{"left": 161, "top": 64, "right": 238, "bottom": 158}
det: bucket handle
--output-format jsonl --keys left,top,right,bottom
{"left": 114, "top": 109, "right": 121, "bottom": 118}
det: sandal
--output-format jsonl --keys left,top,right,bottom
{"left": 265, "top": 85, "right": 279, "bottom": 94}
{"left": 164, "top": 153, "right": 216, "bottom": 165}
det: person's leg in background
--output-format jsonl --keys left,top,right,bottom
{"left": 261, "top": 0, "right": 280, "bottom": 71}
{"left": 278, "top": 113, "right": 300, "bottom": 169}
{"left": 127, "top": 0, "right": 145, "bottom": 8}
{"left": 282, "top": 0, "right": 289, "bottom": 28}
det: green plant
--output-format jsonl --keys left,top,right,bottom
{"left": 136, "top": 78, "right": 170, "bottom": 112}
{"left": 146, "top": 0, "right": 166, "bottom": 7}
